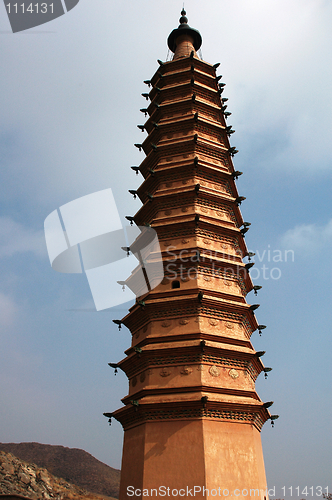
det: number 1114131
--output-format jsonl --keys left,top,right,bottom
{"left": 6, "top": 3, "right": 54, "bottom": 13}
{"left": 281, "top": 486, "right": 329, "bottom": 496}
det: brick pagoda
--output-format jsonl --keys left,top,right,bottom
{"left": 105, "top": 10, "right": 275, "bottom": 500}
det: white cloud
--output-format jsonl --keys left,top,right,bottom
{"left": 201, "top": 0, "right": 332, "bottom": 173}
{"left": 0, "top": 216, "right": 46, "bottom": 258}
{"left": 280, "top": 219, "right": 332, "bottom": 256}
{"left": 0, "top": 292, "right": 18, "bottom": 330}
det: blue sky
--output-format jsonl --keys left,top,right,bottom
{"left": 0, "top": 0, "right": 331, "bottom": 496}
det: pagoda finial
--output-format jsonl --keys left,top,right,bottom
{"left": 167, "top": 9, "right": 202, "bottom": 55}
{"left": 179, "top": 8, "right": 188, "bottom": 25}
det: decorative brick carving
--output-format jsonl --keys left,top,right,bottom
{"left": 229, "top": 369, "right": 239, "bottom": 379}
{"left": 180, "top": 366, "right": 193, "bottom": 375}
{"left": 209, "top": 365, "right": 220, "bottom": 377}
{"left": 115, "top": 406, "right": 266, "bottom": 433}
{"left": 216, "top": 210, "right": 228, "bottom": 219}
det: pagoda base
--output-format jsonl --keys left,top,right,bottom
{"left": 119, "top": 419, "right": 268, "bottom": 500}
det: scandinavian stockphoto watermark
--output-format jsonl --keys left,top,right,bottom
{"left": 243, "top": 245, "right": 294, "bottom": 281}
{"left": 44, "top": 188, "right": 164, "bottom": 311}
{"left": 2, "top": 0, "right": 80, "bottom": 33}
{"left": 44, "top": 188, "right": 294, "bottom": 310}
{"left": 165, "top": 244, "right": 294, "bottom": 282}
{"left": 126, "top": 485, "right": 330, "bottom": 498}
{"left": 126, "top": 486, "right": 277, "bottom": 497}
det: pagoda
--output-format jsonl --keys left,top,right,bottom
{"left": 105, "top": 10, "right": 276, "bottom": 500}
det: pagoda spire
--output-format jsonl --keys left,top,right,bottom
{"left": 168, "top": 9, "right": 202, "bottom": 60}
{"left": 105, "top": 11, "right": 276, "bottom": 500}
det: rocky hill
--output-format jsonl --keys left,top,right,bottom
{"left": 0, "top": 444, "right": 120, "bottom": 499}
{"left": 0, "top": 450, "right": 116, "bottom": 499}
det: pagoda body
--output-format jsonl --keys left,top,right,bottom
{"left": 109, "top": 12, "right": 272, "bottom": 500}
